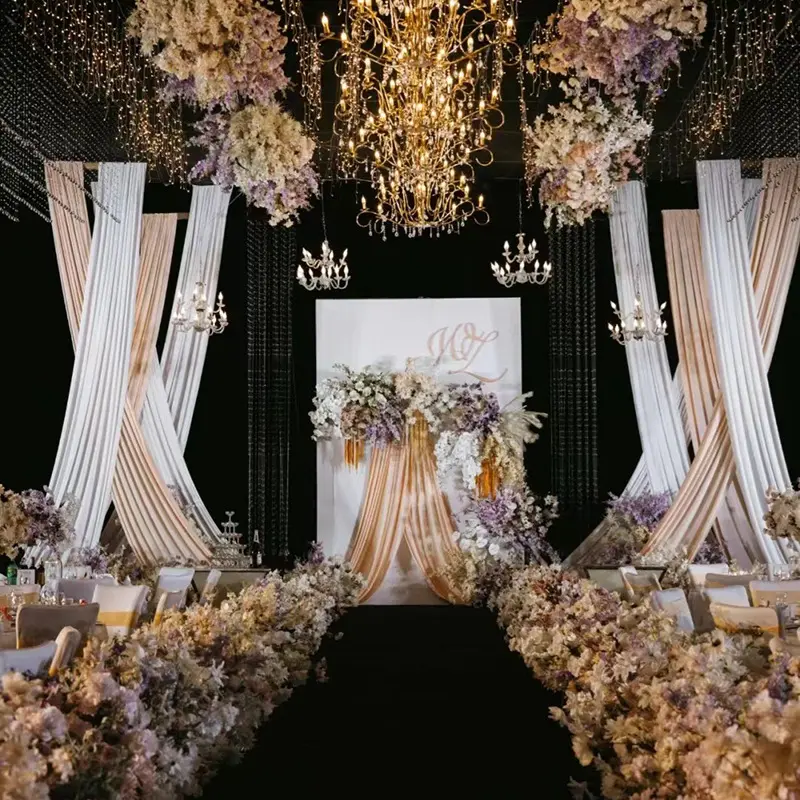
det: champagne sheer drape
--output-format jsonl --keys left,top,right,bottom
{"left": 347, "top": 423, "right": 464, "bottom": 603}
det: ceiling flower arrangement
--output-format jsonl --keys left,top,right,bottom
{"left": 525, "top": 84, "right": 652, "bottom": 227}
{"left": 524, "top": 0, "right": 706, "bottom": 226}
{"left": 128, "top": 0, "right": 317, "bottom": 224}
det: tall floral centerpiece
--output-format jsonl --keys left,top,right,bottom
{"left": 128, "top": 0, "right": 318, "bottom": 224}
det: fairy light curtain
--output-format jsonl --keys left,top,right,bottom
{"left": 48, "top": 162, "right": 146, "bottom": 550}
{"left": 548, "top": 222, "right": 599, "bottom": 524}
{"left": 247, "top": 214, "right": 295, "bottom": 562}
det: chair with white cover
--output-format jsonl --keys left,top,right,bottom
{"left": 750, "top": 580, "right": 800, "bottom": 609}
{"left": 622, "top": 570, "right": 661, "bottom": 602}
{"left": 156, "top": 567, "right": 195, "bottom": 594}
{"left": 16, "top": 603, "right": 100, "bottom": 649}
{"left": 687, "top": 563, "right": 730, "bottom": 589}
{"left": 0, "top": 640, "right": 56, "bottom": 676}
{"left": 92, "top": 584, "right": 148, "bottom": 638}
{"left": 650, "top": 588, "right": 694, "bottom": 632}
{"left": 692, "top": 585, "right": 751, "bottom": 632}
{"left": 153, "top": 589, "right": 187, "bottom": 628}
{"left": 199, "top": 568, "right": 222, "bottom": 605}
{"left": 49, "top": 626, "right": 83, "bottom": 676}
{"left": 56, "top": 579, "right": 102, "bottom": 604}
{"left": 704, "top": 573, "right": 757, "bottom": 599}
{"left": 709, "top": 602, "right": 779, "bottom": 636}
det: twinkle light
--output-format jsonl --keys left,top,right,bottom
{"left": 325, "top": 0, "right": 519, "bottom": 237}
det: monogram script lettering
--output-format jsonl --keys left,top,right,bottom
{"left": 427, "top": 323, "right": 507, "bottom": 383}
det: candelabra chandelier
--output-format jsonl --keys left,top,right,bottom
{"left": 171, "top": 282, "right": 228, "bottom": 335}
{"left": 491, "top": 181, "right": 552, "bottom": 286}
{"left": 324, "top": 0, "right": 519, "bottom": 236}
{"left": 297, "top": 185, "right": 351, "bottom": 291}
{"left": 608, "top": 296, "right": 668, "bottom": 345}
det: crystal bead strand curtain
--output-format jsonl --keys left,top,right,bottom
{"left": 548, "top": 222, "right": 599, "bottom": 530}
{"left": 247, "top": 214, "right": 295, "bottom": 562}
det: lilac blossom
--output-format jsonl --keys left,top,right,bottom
{"left": 18, "top": 488, "right": 70, "bottom": 551}
{"left": 607, "top": 490, "right": 671, "bottom": 532}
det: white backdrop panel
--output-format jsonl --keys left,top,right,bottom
{"left": 316, "top": 298, "right": 522, "bottom": 604}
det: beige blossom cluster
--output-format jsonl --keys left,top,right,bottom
{"left": 764, "top": 485, "right": 800, "bottom": 541}
{"left": 570, "top": 0, "right": 707, "bottom": 37}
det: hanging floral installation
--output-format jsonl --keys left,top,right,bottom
{"left": 128, "top": 0, "right": 317, "bottom": 224}
{"left": 0, "top": 557, "right": 361, "bottom": 798}
{"left": 523, "top": 0, "right": 707, "bottom": 226}
{"left": 311, "top": 361, "right": 557, "bottom": 564}
{"left": 524, "top": 84, "right": 652, "bottom": 227}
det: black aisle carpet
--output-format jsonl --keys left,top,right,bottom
{"left": 203, "top": 606, "right": 598, "bottom": 799}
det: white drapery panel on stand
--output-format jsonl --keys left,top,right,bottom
{"left": 48, "top": 163, "right": 146, "bottom": 550}
{"left": 139, "top": 186, "right": 229, "bottom": 545}
{"left": 159, "top": 186, "right": 230, "bottom": 449}
{"left": 645, "top": 159, "right": 800, "bottom": 564}
{"left": 697, "top": 160, "right": 798, "bottom": 562}
{"left": 609, "top": 181, "right": 690, "bottom": 493}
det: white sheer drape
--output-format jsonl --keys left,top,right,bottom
{"left": 608, "top": 181, "right": 690, "bottom": 493}
{"left": 49, "top": 163, "right": 146, "bottom": 549}
{"left": 139, "top": 185, "right": 230, "bottom": 543}
{"left": 697, "top": 160, "right": 798, "bottom": 562}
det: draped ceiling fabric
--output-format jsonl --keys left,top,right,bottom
{"left": 347, "top": 423, "right": 465, "bottom": 604}
{"left": 608, "top": 181, "right": 690, "bottom": 494}
{"left": 44, "top": 163, "right": 215, "bottom": 562}
{"left": 48, "top": 162, "right": 146, "bottom": 550}
{"left": 644, "top": 159, "right": 800, "bottom": 564}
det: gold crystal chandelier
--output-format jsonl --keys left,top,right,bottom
{"left": 325, "top": 0, "right": 518, "bottom": 236}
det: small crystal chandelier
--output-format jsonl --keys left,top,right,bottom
{"left": 171, "top": 281, "right": 228, "bottom": 335}
{"left": 491, "top": 183, "right": 552, "bottom": 286}
{"left": 608, "top": 296, "right": 668, "bottom": 345}
{"left": 297, "top": 184, "right": 350, "bottom": 291}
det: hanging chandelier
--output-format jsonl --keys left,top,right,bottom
{"left": 491, "top": 181, "right": 552, "bottom": 286}
{"left": 324, "top": 0, "right": 518, "bottom": 236}
{"left": 297, "top": 183, "right": 351, "bottom": 291}
{"left": 171, "top": 282, "right": 228, "bottom": 335}
{"left": 608, "top": 296, "right": 668, "bottom": 345}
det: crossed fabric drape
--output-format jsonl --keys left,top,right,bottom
{"left": 48, "top": 162, "right": 146, "bottom": 550}
{"left": 347, "top": 423, "right": 464, "bottom": 604}
{"left": 44, "top": 163, "right": 215, "bottom": 562}
{"left": 644, "top": 159, "right": 800, "bottom": 564}
{"left": 139, "top": 186, "right": 230, "bottom": 544}
{"left": 608, "top": 181, "right": 690, "bottom": 494}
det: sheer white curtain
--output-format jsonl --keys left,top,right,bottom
{"left": 49, "top": 163, "right": 146, "bottom": 549}
{"left": 139, "top": 185, "right": 230, "bottom": 543}
{"left": 608, "top": 181, "right": 689, "bottom": 493}
{"left": 697, "top": 160, "right": 799, "bottom": 562}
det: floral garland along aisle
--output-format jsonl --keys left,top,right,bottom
{"left": 311, "top": 361, "right": 559, "bottom": 566}
{"left": 127, "top": 0, "right": 317, "bottom": 225}
{"left": 446, "top": 561, "right": 800, "bottom": 800}
{"left": 0, "top": 557, "right": 362, "bottom": 799}
{"left": 525, "top": 0, "right": 707, "bottom": 226}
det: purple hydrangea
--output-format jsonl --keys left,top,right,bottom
{"left": 607, "top": 491, "right": 671, "bottom": 532}
{"left": 18, "top": 488, "right": 70, "bottom": 550}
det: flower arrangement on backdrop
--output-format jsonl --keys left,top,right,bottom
{"left": 452, "top": 563, "right": 800, "bottom": 800}
{"left": 524, "top": 0, "right": 706, "bottom": 226}
{"left": 524, "top": 84, "right": 652, "bottom": 227}
{"left": 0, "top": 557, "right": 361, "bottom": 799}
{"left": 311, "top": 361, "right": 559, "bottom": 566}
{"left": 128, "top": 0, "right": 317, "bottom": 224}
{"left": 0, "top": 485, "right": 73, "bottom": 559}
{"left": 765, "top": 482, "right": 800, "bottom": 541}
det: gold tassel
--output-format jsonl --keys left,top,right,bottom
{"left": 344, "top": 439, "right": 364, "bottom": 468}
{"left": 476, "top": 456, "right": 500, "bottom": 498}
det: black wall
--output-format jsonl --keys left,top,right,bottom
{"left": 3, "top": 177, "right": 800, "bottom": 559}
